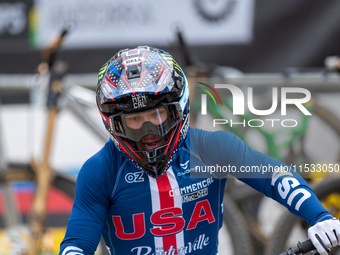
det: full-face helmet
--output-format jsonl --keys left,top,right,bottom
{"left": 96, "top": 46, "right": 189, "bottom": 178}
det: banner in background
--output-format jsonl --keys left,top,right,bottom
{"left": 31, "top": 0, "right": 254, "bottom": 49}
{"left": 0, "top": 0, "right": 30, "bottom": 37}
{"left": 0, "top": 0, "right": 33, "bottom": 52}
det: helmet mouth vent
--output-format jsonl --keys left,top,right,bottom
{"left": 137, "top": 143, "right": 168, "bottom": 163}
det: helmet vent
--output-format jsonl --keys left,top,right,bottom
{"left": 127, "top": 65, "right": 140, "bottom": 79}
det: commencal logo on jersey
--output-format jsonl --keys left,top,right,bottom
{"left": 169, "top": 178, "right": 213, "bottom": 197}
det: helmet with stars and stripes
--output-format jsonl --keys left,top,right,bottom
{"left": 96, "top": 46, "right": 190, "bottom": 178}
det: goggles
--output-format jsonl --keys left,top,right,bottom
{"left": 109, "top": 103, "right": 183, "bottom": 142}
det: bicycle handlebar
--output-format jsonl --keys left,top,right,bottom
{"left": 279, "top": 239, "right": 318, "bottom": 255}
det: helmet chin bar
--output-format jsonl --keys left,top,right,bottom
{"left": 137, "top": 142, "right": 169, "bottom": 178}
{"left": 142, "top": 143, "right": 168, "bottom": 163}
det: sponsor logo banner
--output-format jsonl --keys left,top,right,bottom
{"left": 32, "top": 0, "right": 254, "bottom": 48}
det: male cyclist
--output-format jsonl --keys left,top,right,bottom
{"left": 60, "top": 46, "right": 340, "bottom": 255}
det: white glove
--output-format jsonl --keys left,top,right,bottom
{"left": 308, "top": 218, "right": 340, "bottom": 255}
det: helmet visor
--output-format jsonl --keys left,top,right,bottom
{"left": 109, "top": 103, "right": 183, "bottom": 142}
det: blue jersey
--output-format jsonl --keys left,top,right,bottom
{"left": 60, "top": 127, "right": 332, "bottom": 255}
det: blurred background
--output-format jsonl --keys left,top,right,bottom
{"left": 1, "top": 0, "right": 340, "bottom": 73}
{"left": 1, "top": 0, "right": 340, "bottom": 254}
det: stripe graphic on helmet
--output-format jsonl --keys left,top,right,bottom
{"left": 98, "top": 63, "right": 108, "bottom": 80}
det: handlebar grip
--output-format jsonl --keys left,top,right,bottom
{"left": 297, "top": 239, "right": 315, "bottom": 253}
{"left": 279, "top": 239, "right": 317, "bottom": 255}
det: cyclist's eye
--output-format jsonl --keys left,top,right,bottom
{"left": 158, "top": 109, "right": 166, "bottom": 116}
{"left": 127, "top": 116, "right": 140, "bottom": 122}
